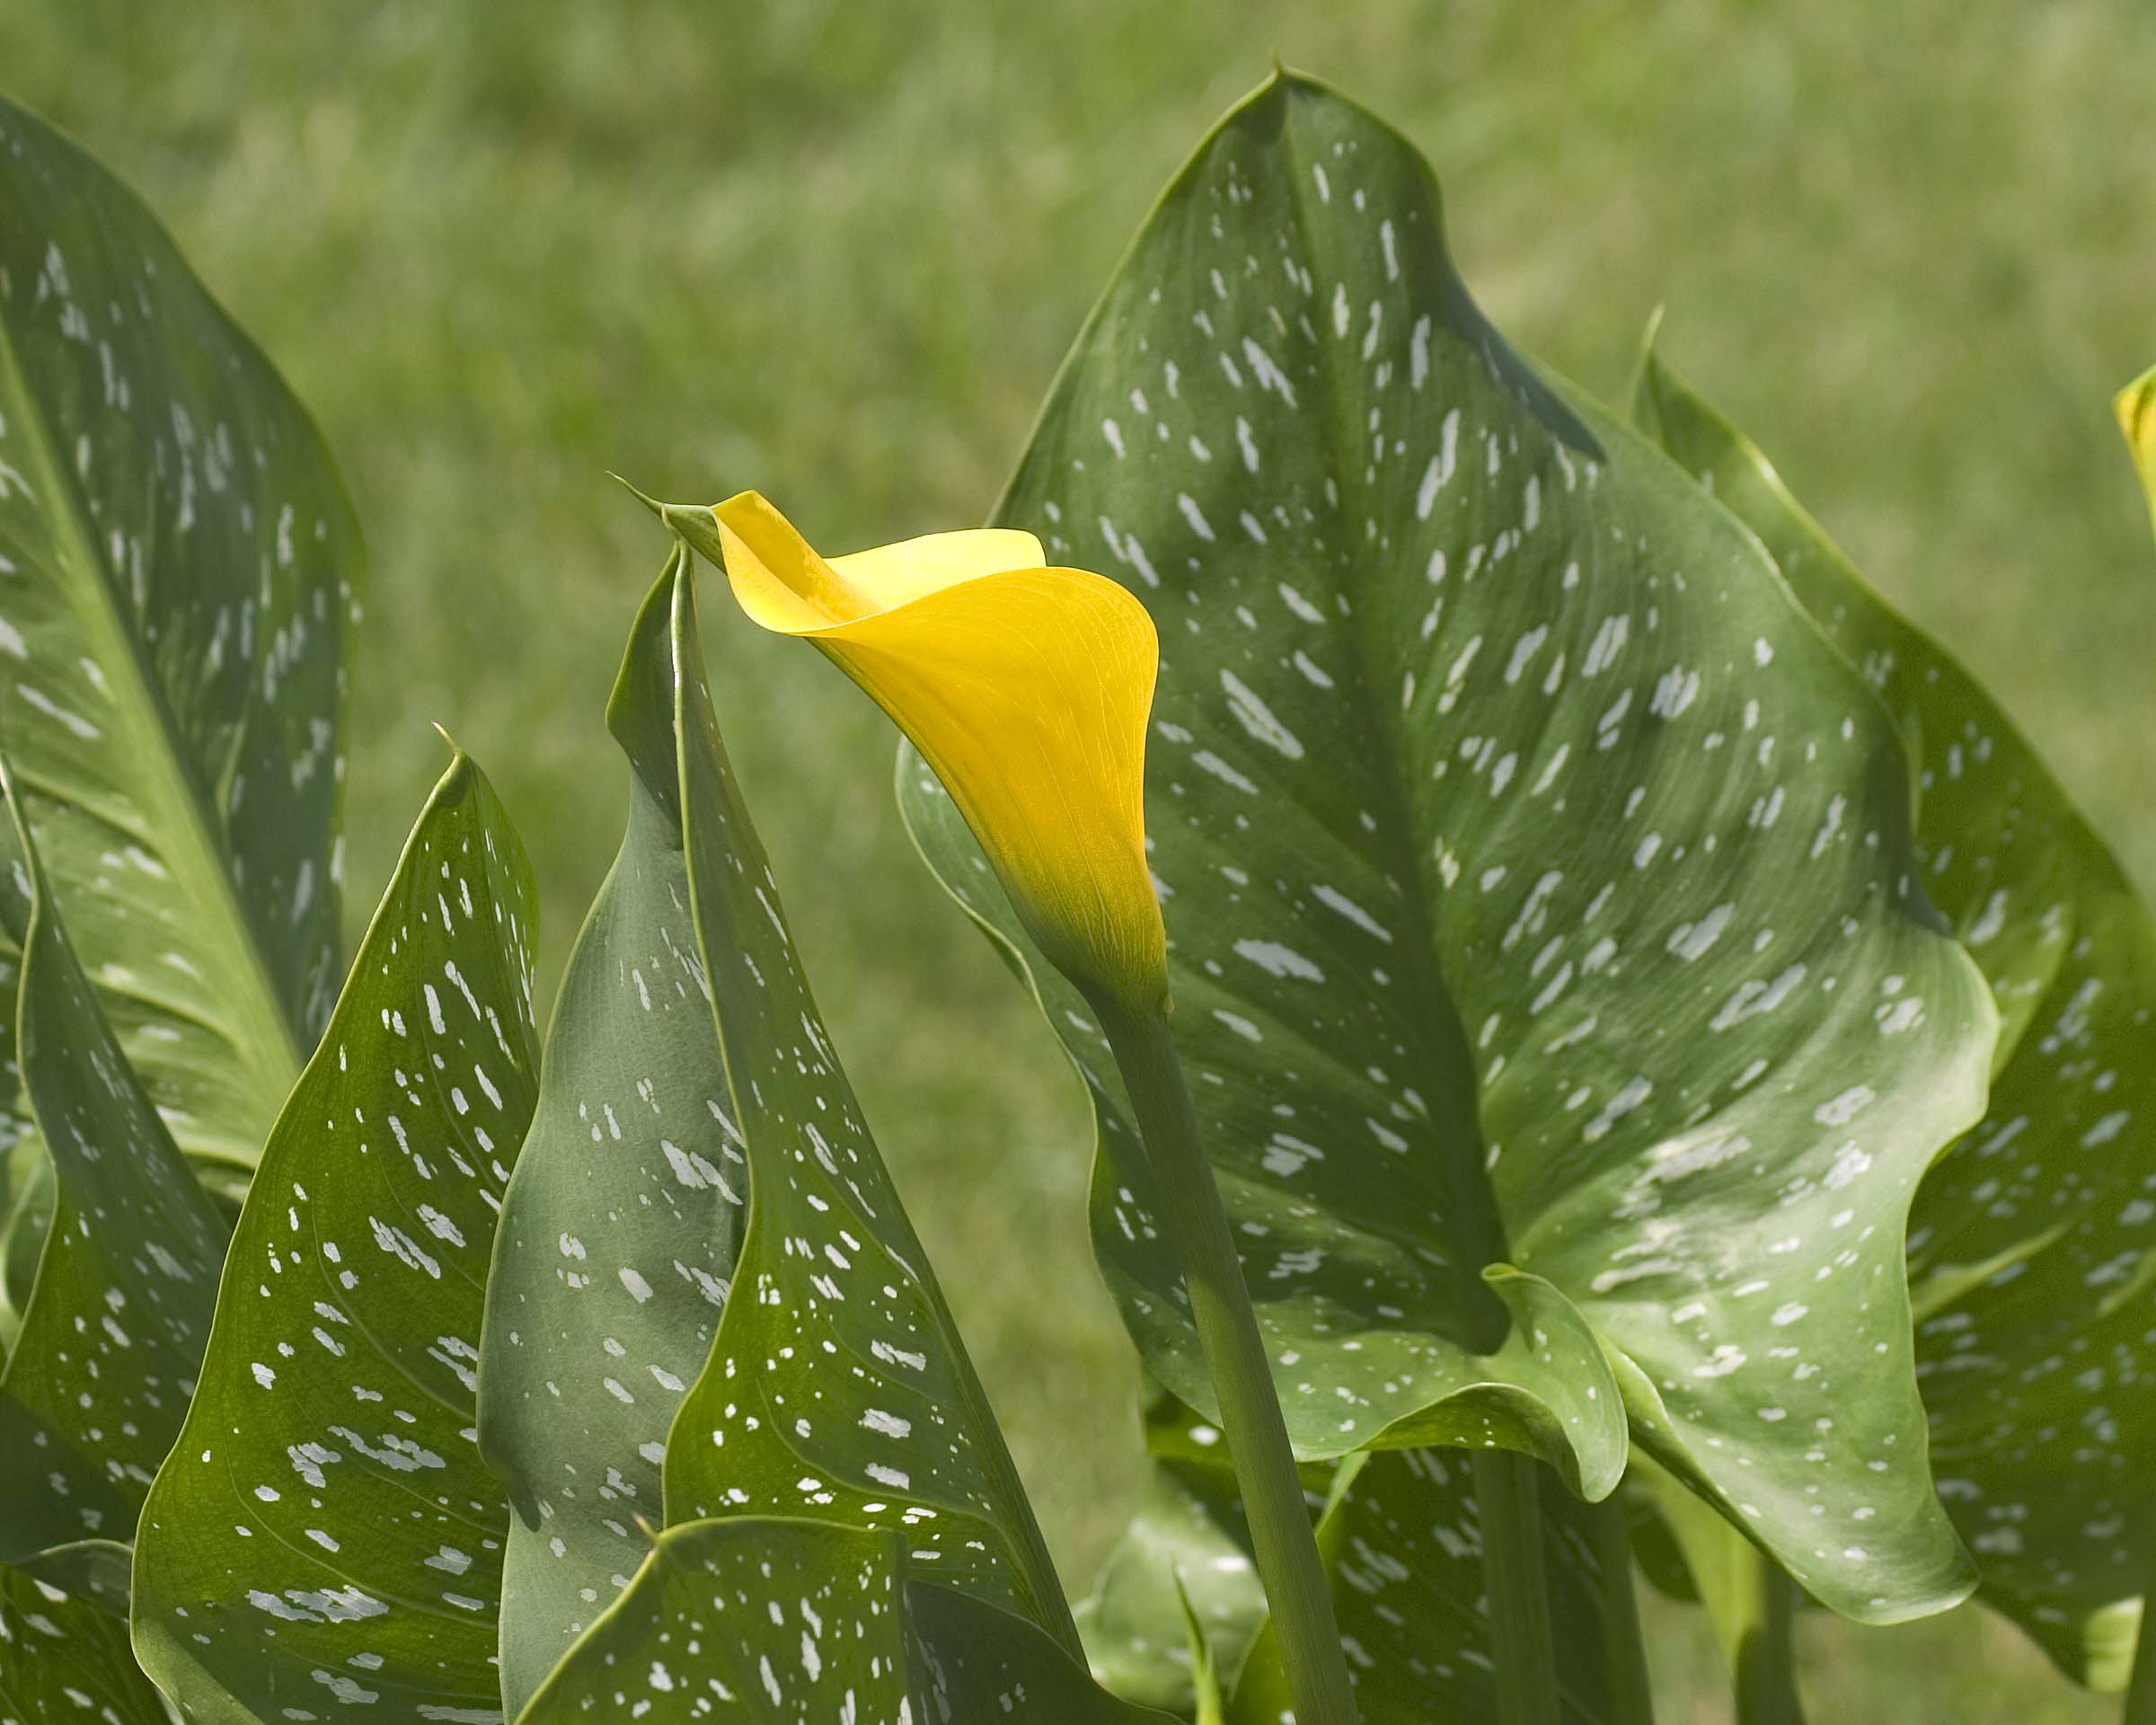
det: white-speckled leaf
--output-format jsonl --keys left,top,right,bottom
{"left": 897, "top": 71, "right": 2000, "bottom": 1622}
{"left": 1082, "top": 1386, "right": 1630, "bottom": 1722}
{"left": 0, "top": 1563, "right": 171, "bottom": 1725}
{"left": 0, "top": 765, "right": 225, "bottom": 1568}
{"left": 0, "top": 93, "right": 357, "bottom": 1180}
{"left": 518, "top": 1516, "right": 1171, "bottom": 1725}
{"left": 477, "top": 552, "right": 749, "bottom": 1713}
{"left": 1633, "top": 334, "right": 2156, "bottom": 1687}
{"left": 638, "top": 555, "right": 1079, "bottom": 1654}
{"left": 1228, "top": 1447, "right": 1630, "bottom": 1724}
{"left": 131, "top": 752, "right": 538, "bottom": 1723}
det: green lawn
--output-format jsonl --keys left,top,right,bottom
{"left": 5, "top": 2, "right": 2152, "bottom": 1717}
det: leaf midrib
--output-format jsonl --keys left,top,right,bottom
{"left": 0, "top": 301, "right": 305, "bottom": 1147}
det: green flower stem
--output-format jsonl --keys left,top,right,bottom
{"left": 1474, "top": 1449, "right": 1563, "bottom": 1725}
{"left": 1732, "top": 1559, "right": 1803, "bottom": 1725}
{"left": 2124, "top": 1559, "right": 2156, "bottom": 1725}
{"left": 1702, "top": 1528, "right": 1802, "bottom": 1725}
{"left": 1586, "top": 1494, "right": 1657, "bottom": 1724}
{"left": 1092, "top": 995, "right": 1359, "bottom": 1725}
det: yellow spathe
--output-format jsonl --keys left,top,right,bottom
{"left": 2117, "top": 363, "right": 2156, "bottom": 534}
{"left": 683, "top": 491, "right": 1169, "bottom": 1013}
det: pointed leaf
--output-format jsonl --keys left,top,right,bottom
{"left": 478, "top": 551, "right": 749, "bottom": 1712}
{"left": 0, "top": 767, "right": 225, "bottom": 1566}
{"left": 624, "top": 555, "right": 1078, "bottom": 1652}
{"left": 133, "top": 753, "right": 538, "bottom": 1722}
{"left": 898, "top": 71, "right": 1996, "bottom": 1621}
{"left": 0, "top": 1564, "right": 171, "bottom": 1725}
{"left": 0, "top": 92, "right": 358, "bottom": 1175}
{"left": 517, "top": 1517, "right": 1171, "bottom": 1725}
{"left": 1632, "top": 334, "right": 2156, "bottom": 1686}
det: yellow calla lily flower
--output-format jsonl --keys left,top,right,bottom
{"left": 664, "top": 491, "right": 1169, "bottom": 1013}
{"left": 2117, "top": 362, "right": 2156, "bottom": 533}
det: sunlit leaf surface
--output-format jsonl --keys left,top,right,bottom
{"left": 133, "top": 752, "right": 538, "bottom": 1722}
{"left": 1634, "top": 334, "right": 2156, "bottom": 1686}
{"left": 899, "top": 71, "right": 1998, "bottom": 1621}
{"left": 0, "top": 93, "right": 357, "bottom": 1178}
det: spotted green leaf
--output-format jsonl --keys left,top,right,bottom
{"left": 0, "top": 1564, "right": 171, "bottom": 1725}
{"left": 0, "top": 765, "right": 225, "bottom": 1569}
{"left": 605, "top": 553, "right": 1079, "bottom": 1656}
{"left": 0, "top": 92, "right": 357, "bottom": 1181}
{"left": 476, "top": 549, "right": 749, "bottom": 1712}
{"left": 518, "top": 1516, "right": 1170, "bottom": 1725}
{"left": 1228, "top": 1446, "right": 1638, "bottom": 1724}
{"left": 1082, "top": 1388, "right": 1638, "bottom": 1722}
{"left": 898, "top": 69, "right": 1999, "bottom": 1622}
{"left": 1632, "top": 332, "right": 2156, "bottom": 1687}
{"left": 508, "top": 551, "right": 1154, "bottom": 1721}
{"left": 132, "top": 752, "right": 538, "bottom": 1723}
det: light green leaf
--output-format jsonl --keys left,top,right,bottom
{"left": 477, "top": 549, "right": 749, "bottom": 1712}
{"left": 517, "top": 1516, "right": 1170, "bottom": 1725}
{"left": 0, "top": 765, "right": 225, "bottom": 1567}
{"left": 1175, "top": 1573, "right": 1228, "bottom": 1725}
{"left": 1628, "top": 1450, "right": 1806, "bottom": 1722}
{"left": 0, "top": 92, "right": 358, "bottom": 1179}
{"left": 898, "top": 68, "right": 1998, "bottom": 1622}
{"left": 1075, "top": 1389, "right": 1273, "bottom": 1712}
{"left": 640, "top": 554, "right": 1079, "bottom": 1653}
{"left": 0, "top": 1563, "right": 171, "bottom": 1725}
{"left": 132, "top": 751, "right": 538, "bottom": 1723}
{"left": 892, "top": 70, "right": 1984, "bottom": 1630}
{"left": 1631, "top": 332, "right": 2156, "bottom": 1687}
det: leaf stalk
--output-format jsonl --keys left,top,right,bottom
{"left": 1091, "top": 994, "right": 1360, "bottom": 1725}
{"left": 1475, "top": 1449, "right": 1563, "bottom": 1725}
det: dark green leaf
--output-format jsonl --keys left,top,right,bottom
{"left": 641, "top": 556, "right": 1078, "bottom": 1653}
{"left": 0, "top": 766, "right": 225, "bottom": 1567}
{"left": 0, "top": 92, "right": 358, "bottom": 1178}
{"left": 1228, "top": 1447, "right": 1631, "bottom": 1724}
{"left": 477, "top": 551, "right": 749, "bottom": 1712}
{"left": 898, "top": 71, "right": 1997, "bottom": 1621}
{"left": 0, "top": 1563, "right": 170, "bottom": 1725}
{"left": 517, "top": 1516, "right": 1170, "bottom": 1725}
{"left": 1632, "top": 331, "right": 2156, "bottom": 1687}
{"left": 132, "top": 752, "right": 538, "bottom": 1723}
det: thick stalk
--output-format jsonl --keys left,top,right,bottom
{"left": 2124, "top": 1557, "right": 2156, "bottom": 1725}
{"left": 1475, "top": 1450, "right": 1563, "bottom": 1725}
{"left": 1092, "top": 995, "right": 1358, "bottom": 1725}
{"left": 1586, "top": 1493, "right": 1657, "bottom": 1723}
{"left": 1688, "top": 1511, "right": 1802, "bottom": 1725}
{"left": 1729, "top": 1559, "right": 1802, "bottom": 1725}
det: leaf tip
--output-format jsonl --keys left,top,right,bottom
{"left": 608, "top": 471, "right": 667, "bottom": 519}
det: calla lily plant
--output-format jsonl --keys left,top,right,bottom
{"left": 644, "top": 488, "right": 1363, "bottom": 1725}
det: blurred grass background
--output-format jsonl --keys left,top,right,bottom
{"left": 5, "top": 2, "right": 2152, "bottom": 1717}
